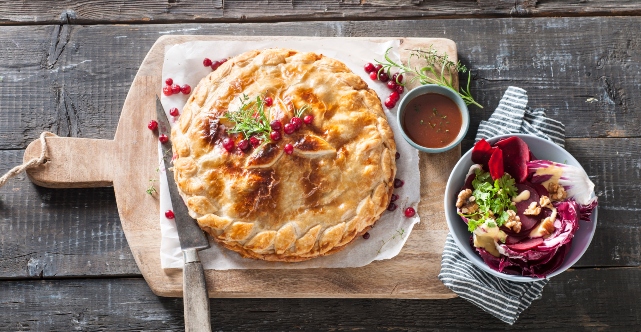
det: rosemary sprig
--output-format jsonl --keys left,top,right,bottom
{"left": 376, "top": 46, "right": 483, "bottom": 108}
{"left": 225, "top": 94, "right": 272, "bottom": 141}
{"left": 295, "top": 104, "right": 309, "bottom": 118}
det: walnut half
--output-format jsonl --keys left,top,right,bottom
{"left": 504, "top": 210, "right": 522, "bottom": 233}
{"left": 548, "top": 182, "right": 567, "bottom": 201}
{"left": 456, "top": 189, "right": 479, "bottom": 214}
{"left": 523, "top": 201, "right": 541, "bottom": 216}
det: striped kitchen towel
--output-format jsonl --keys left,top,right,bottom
{"left": 438, "top": 86, "right": 565, "bottom": 325}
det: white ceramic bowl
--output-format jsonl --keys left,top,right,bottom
{"left": 444, "top": 134, "right": 598, "bottom": 282}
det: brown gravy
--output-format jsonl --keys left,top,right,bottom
{"left": 403, "top": 93, "right": 462, "bottom": 148}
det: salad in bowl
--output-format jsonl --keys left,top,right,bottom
{"left": 447, "top": 135, "right": 598, "bottom": 279}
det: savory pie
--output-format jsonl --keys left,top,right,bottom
{"left": 171, "top": 48, "right": 396, "bottom": 261}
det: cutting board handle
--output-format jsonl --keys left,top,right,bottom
{"left": 23, "top": 136, "right": 115, "bottom": 188}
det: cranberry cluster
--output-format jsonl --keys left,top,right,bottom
{"left": 221, "top": 97, "right": 314, "bottom": 156}
{"left": 364, "top": 63, "right": 405, "bottom": 109}
{"left": 203, "top": 57, "right": 228, "bottom": 71}
{"left": 162, "top": 78, "right": 191, "bottom": 96}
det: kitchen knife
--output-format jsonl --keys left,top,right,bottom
{"left": 156, "top": 97, "right": 212, "bottom": 332}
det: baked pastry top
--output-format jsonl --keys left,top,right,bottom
{"left": 171, "top": 48, "right": 396, "bottom": 261}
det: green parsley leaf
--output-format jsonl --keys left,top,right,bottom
{"left": 463, "top": 169, "right": 519, "bottom": 232}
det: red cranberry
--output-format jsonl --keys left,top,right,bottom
{"left": 165, "top": 78, "right": 173, "bottom": 86}
{"left": 387, "top": 202, "right": 398, "bottom": 211}
{"left": 396, "top": 74, "right": 404, "bottom": 83}
{"left": 222, "top": 137, "right": 234, "bottom": 151}
{"left": 394, "top": 178, "right": 404, "bottom": 188}
{"left": 404, "top": 207, "right": 416, "bottom": 218}
{"left": 270, "top": 130, "right": 281, "bottom": 141}
{"left": 169, "top": 107, "right": 180, "bottom": 116}
{"left": 171, "top": 84, "right": 181, "bottom": 94}
{"left": 162, "top": 85, "right": 173, "bottom": 96}
{"left": 378, "top": 72, "right": 389, "bottom": 83}
{"left": 389, "top": 91, "right": 400, "bottom": 102}
{"left": 390, "top": 194, "right": 399, "bottom": 202}
{"left": 364, "top": 63, "right": 375, "bottom": 73}
{"left": 250, "top": 136, "right": 261, "bottom": 148}
{"left": 158, "top": 134, "right": 168, "bottom": 143}
{"left": 303, "top": 114, "right": 314, "bottom": 124}
{"left": 203, "top": 58, "right": 212, "bottom": 67}
{"left": 395, "top": 152, "right": 400, "bottom": 160}
{"left": 237, "top": 139, "right": 250, "bottom": 151}
{"left": 291, "top": 117, "right": 303, "bottom": 129}
{"left": 284, "top": 143, "right": 294, "bottom": 155}
{"left": 387, "top": 80, "right": 398, "bottom": 91}
{"left": 284, "top": 123, "right": 296, "bottom": 135}
{"left": 181, "top": 84, "right": 191, "bottom": 94}
{"left": 374, "top": 64, "right": 383, "bottom": 73}
{"left": 165, "top": 210, "right": 175, "bottom": 219}
{"left": 384, "top": 97, "right": 396, "bottom": 109}
{"left": 362, "top": 232, "right": 371, "bottom": 239}
{"left": 270, "top": 120, "right": 282, "bottom": 131}
{"left": 221, "top": 58, "right": 228, "bottom": 63}
{"left": 369, "top": 72, "right": 378, "bottom": 81}
{"left": 396, "top": 85, "right": 404, "bottom": 94}
{"left": 211, "top": 61, "right": 221, "bottom": 71}
{"left": 147, "top": 120, "right": 158, "bottom": 131}
{"left": 264, "top": 97, "right": 273, "bottom": 107}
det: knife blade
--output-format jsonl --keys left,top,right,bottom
{"left": 156, "top": 96, "right": 212, "bottom": 332}
{"left": 157, "top": 97, "right": 210, "bottom": 251}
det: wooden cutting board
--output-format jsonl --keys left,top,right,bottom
{"left": 23, "top": 36, "right": 460, "bottom": 299}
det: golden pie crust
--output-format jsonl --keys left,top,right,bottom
{"left": 171, "top": 48, "right": 396, "bottom": 261}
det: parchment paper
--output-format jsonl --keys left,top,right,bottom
{"left": 158, "top": 39, "right": 421, "bottom": 270}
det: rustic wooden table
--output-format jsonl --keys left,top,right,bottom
{"left": 1, "top": 1, "right": 640, "bottom": 330}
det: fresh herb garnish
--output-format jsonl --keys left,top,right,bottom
{"left": 376, "top": 46, "right": 482, "bottom": 108}
{"left": 461, "top": 168, "right": 518, "bottom": 232}
{"left": 146, "top": 179, "right": 157, "bottom": 195}
{"left": 224, "top": 94, "right": 272, "bottom": 141}
{"left": 295, "top": 104, "right": 309, "bottom": 118}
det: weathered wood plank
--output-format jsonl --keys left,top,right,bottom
{"left": 1, "top": 267, "right": 640, "bottom": 330}
{"left": 0, "top": 150, "right": 140, "bottom": 279}
{"left": 1, "top": 18, "right": 641, "bottom": 151}
{"left": 0, "top": 1, "right": 641, "bottom": 25}
{"left": 1, "top": 137, "right": 639, "bottom": 278}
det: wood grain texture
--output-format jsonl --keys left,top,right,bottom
{"left": 2, "top": 136, "right": 639, "bottom": 280}
{"left": 14, "top": 36, "right": 459, "bottom": 299}
{"left": 0, "top": 150, "right": 140, "bottom": 279}
{"left": 1, "top": 18, "right": 641, "bottom": 151}
{"left": 0, "top": 1, "right": 641, "bottom": 25}
{"left": 1, "top": 267, "right": 640, "bottom": 330}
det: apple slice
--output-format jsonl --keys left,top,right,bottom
{"left": 506, "top": 237, "right": 544, "bottom": 251}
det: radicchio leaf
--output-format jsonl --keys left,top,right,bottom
{"left": 527, "top": 160, "right": 596, "bottom": 205}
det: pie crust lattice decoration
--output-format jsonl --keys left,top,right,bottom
{"left": 171, "top": 48, "right": 397, "bottom": 261}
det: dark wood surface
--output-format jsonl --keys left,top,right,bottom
{"left": 1, "top": 5, "right": 641, "bottom": 331}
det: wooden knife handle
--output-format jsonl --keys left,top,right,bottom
{"left": 183, "top": 249, "right": 212, "bottom": 332}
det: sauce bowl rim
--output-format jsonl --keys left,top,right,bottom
{"left": 395, "top": 84, "right": 470, "bottom": 153}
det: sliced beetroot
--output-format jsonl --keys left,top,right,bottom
{"left": 514, "top": 183, "right": 541, "bottom": 233}
{"left": 529, "top": 181, "right": 549, "bottom": 197}
{"left": 494, "top": 136, "right": 530, "bottom": 183}
{"left": 506, "top": 237, "right": 544, "bottom": 251}
{"left": 505, "top": 233, "right": 529, "bottom": 245}
{"left": 471, "top": 139, "right": 493, "bottom": 165}
{"left": 488, "top": 147, "right": 504, "bottom": 180}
